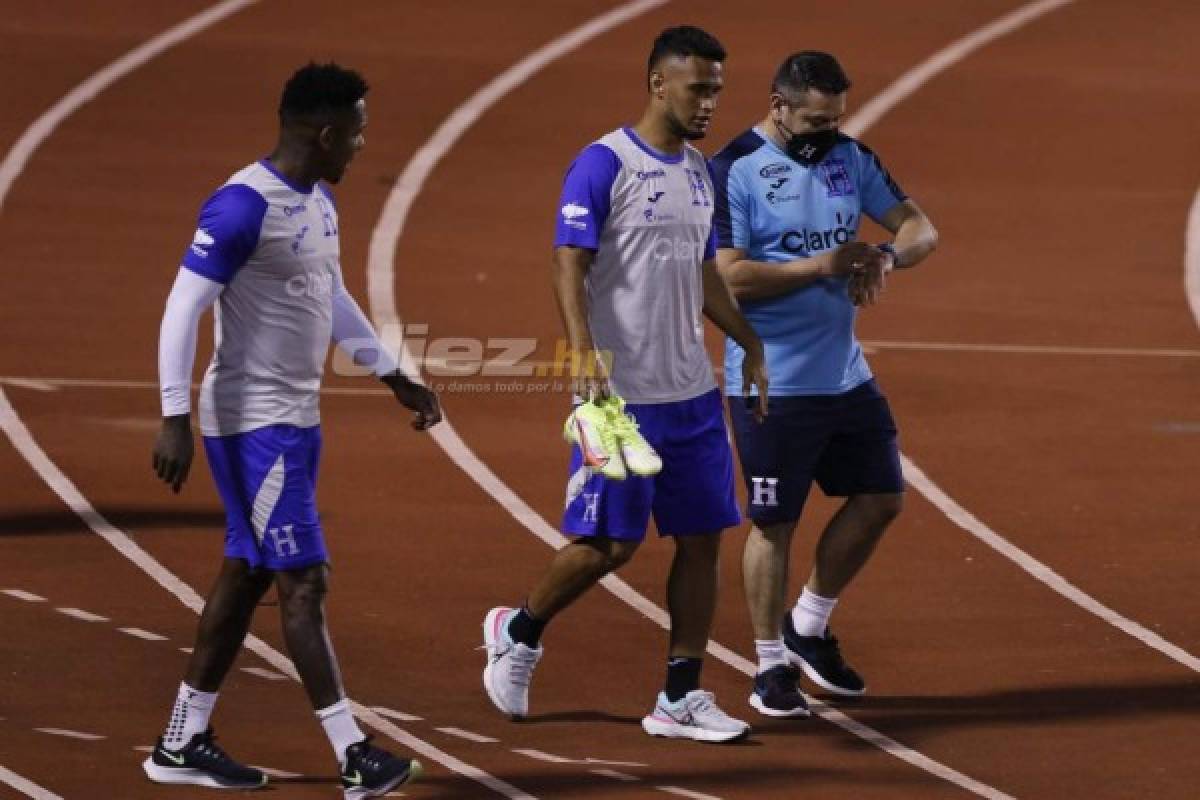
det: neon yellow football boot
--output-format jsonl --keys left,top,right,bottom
{"left": 604, "top": 396, "right": 662, "bottom": 477}
{"left": 564, "top": 399, "right": 626, "bottom": 480}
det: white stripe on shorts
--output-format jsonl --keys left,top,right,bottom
{"left": 251, "top": 454, "right": 286, "bottom": 543}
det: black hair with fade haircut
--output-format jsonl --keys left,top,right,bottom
{"left": 647, "top": 25, "right": 726, "bottom": 86}
{"left": 278, "top": 61, "right": 369, "bottom": 124}
{"left": 771, "top": 51, "right": 851, "bottom": 100}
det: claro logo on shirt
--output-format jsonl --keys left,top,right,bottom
{"left": 779, "top": 212, "right": 857, "bottom": 254}
{"left": 190, "top": 228, "right": 214, "bottom": 258}
{"left": 561, "top": 202, "right": 589, "bottom": 230}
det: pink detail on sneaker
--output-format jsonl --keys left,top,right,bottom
{"left": 575, "top": 418, "right": 609, "bottom": 467}
{"left": 492, "top": 608, "right": 512, "bottom": 641}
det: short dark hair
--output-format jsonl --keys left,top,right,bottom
{"left": 279, "top": 62, "right": 369, "bottom": 124}
{"left": 647, "top": 25, "right": 726, "bottom": 81}
{"left": 771, "top": 51, "right": 851, "bottom": 100}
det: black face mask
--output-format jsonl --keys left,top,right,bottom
{"left": 775, "top": 117, "right": 838, "bottom": 166}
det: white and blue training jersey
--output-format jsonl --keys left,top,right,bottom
{"left": 181, "top": 160, "right": 343, "bottom": 436}
{"left": 554, "top": 127, "right": 718, "bottom": 404}
{"left": 709, "top": 128, "right": 905, "bottom": 395}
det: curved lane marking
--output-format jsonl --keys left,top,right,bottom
{"left": 1186, "top": 187, "right": 1200, "bottom": 327}
{"left": 0, "top": 766, "right": 64, "bottom": 800}
{"left": 0, "top": 4, "right": 534, "bottom": 797}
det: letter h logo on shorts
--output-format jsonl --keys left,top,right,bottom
{"left": 580, "top": 492, "right": 600, "bottom": 523}
{"left": 267, "top": 524, "right": 301, "bottom": 558}
{"left": 750, "top": 477, "right": 779, "bottom": 507}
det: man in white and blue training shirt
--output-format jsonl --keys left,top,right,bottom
{"left": 710, "top": 51, "right": 938, "bottom": 717}
{"left": 147, "top": 63, "right": 437, "bottom": 797}
{"left": 481, "top": 26, "right": 768, "bottom": 744}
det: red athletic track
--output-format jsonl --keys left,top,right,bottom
{"left": 2, "top": 2, "right": 1198, "bottom": 798}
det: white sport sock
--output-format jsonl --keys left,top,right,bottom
{"left": 791, "top": 589, "right": 838, "bottom": 638}
{"left": 317, "top": 698, "right": 366, "bottom": 767}
{"left": 755, "top": 639, "right": 789, "bottom": 673}
{"left": 162, "top": 682, "right": 218, "bottom": 750}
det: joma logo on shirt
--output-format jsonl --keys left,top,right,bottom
{"left": 561, "top": 202, "right": 589, "bottom": 230}
{"left": 759, "top": 162, "right": 792, "bottom": 179}
{"left": 190, "top": 228, "right": 214, "bottom": 258}
{"left": 780, "top": 212, "right": 857, "bottom": 254}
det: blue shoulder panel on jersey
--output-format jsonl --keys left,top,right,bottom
{"left": 709, "top": 129, "right": 766, "bottom": 249}
{"left": 317, "top": 182, "right": 337, "bottom": 210}
{"left": 181, "top": 184, "right": 268, "bottom": 284}
{"left": 554, "top": 143, "right": 621, "bottom": 251}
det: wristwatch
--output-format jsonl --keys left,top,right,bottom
{"left": 877, "top": 242, "right": 899, "bottom": 266}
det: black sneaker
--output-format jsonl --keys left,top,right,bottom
{"left": 341, "top": 736, "right": 422, "bottom": 799}
{"left": 783, "top": 615, "right": 867, "bottom": 696}
{"left": 748, "top": 664, "right": 810, "bottom": 718}
{"left": 142, "top": 728, "right": 267, "bottom": 789}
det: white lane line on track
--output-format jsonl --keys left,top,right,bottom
{"left": 0, "top": 378, "right": 55, "bottom": 392}
{"left": 117, "top": 626, "right": 168, "bottom": 641}
{"left": 511, "top": 749, "right": 574, "bottom": 765}
{"left": 369, "top": 706, "right": 424, "bottom": 723}
{"left": 586, "top": 757, "right": 649, "bottom": 768}
{"left": 591, "top": 768, "right": 640, "bottom": 782}
{"left": 240, "top": 666, "right": 289, "bottom": 681}
{"left": 365, "top": 1, "right": 1108, "bottom": 799}
{"left": 253, "top": 766, "right": 301, "bottom": 779}
{"left": 901, "top": 456, "right": 1200, "bottom": 671}
{"left": 55, "top": 607, "right": 108, "bottom": 622}
{"left": 33, "top": 728, "right": 104, "bottom": 741}
{"left": 0, "top": 3, "right": 533, "bottom": 796}
{"left": 655, "top": 787, "right": 724, "bottom": 800}
{"left": 1187, "top": 187, "right": 1200, "bottom": 327}
{"left": 434, "top": 727, "right": 500, "bottom": 744}
{"left": 2, "top": 589, "right": 46, "bottom": 602}
{"left": 0, "top": 766, "right": 64, "bottom": 800}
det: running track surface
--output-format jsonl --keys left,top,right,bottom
{"left": 2, "top": 2, "right": 1198, "bottom": 798}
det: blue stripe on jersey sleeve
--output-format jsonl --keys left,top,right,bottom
{"left": 849, "top": 139, "right": 907, "bottom": 221}
{"left": 181, "top": 184, "right": 268, "bottom": 284}
{"left": 554, "top": 143, "right": 621, "bottom": 251}
{"left": 709, "top": 129, "right": 765, "bottom": 250}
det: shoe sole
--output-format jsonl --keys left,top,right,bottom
{"left": 142, "top": 758, "right": 267, "bottom": 789}
{"left": 641, "top": 714, "right": 750, "bottom": 743}
{"left": 787, "top": 652, "right": 867, "bottom": 697}
{"left": 343, "top": 759, "right": 422, "bottom": 799}
{"left": 482, "top": 607, "right": 525, "bottom": 719}
{"left": 748, "top": 692, "right": 811, "bottom": 718}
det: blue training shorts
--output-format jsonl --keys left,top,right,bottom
{"left": 726, "top": 379, "right": 904, "bottom": 526}
{"left": 203, "top": 424, "right": 329, "bottom": 571}
{"left": 562, "top": 388, "right": 741, "bottom": 540}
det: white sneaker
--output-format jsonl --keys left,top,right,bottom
{"left": 563, "top": 400, "right": 626, "bottom": 480}
{"left": 482, "top": 607, "right": 543, "bottom": 719}
{"left": 606, "top": 397, "right": 662, "bottom": 477}
{"left": 641, "top": 690, "right": 750, "bottom": 743}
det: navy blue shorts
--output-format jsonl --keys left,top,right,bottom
{"left": 562, "top": 389, "right": 741, "bottom": 540}
{"left": 726, "top": 380, "right": 904, "bottom": 525}
{"left": 203, "top": 424, "right": 329, "bottom": 571}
